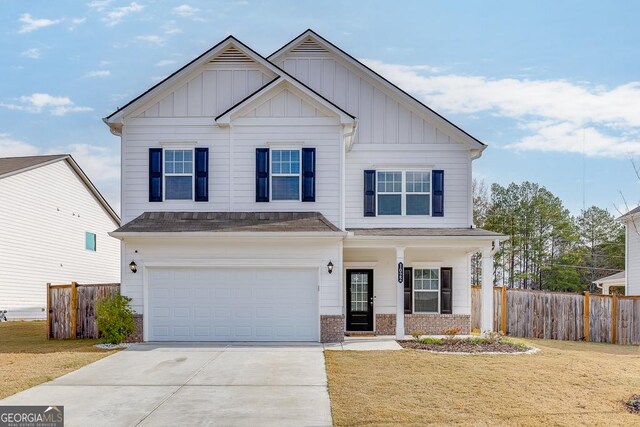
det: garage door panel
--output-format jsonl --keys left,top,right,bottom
{"left": 147, "top": 267, "right": 319, "bottom": 341}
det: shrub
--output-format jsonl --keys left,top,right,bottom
{"left": 96, "top": 294, "right": 135, "bottom": 344}
{"left": 419, "top": 337, "right": 444, "bottom": 345}
{"left": 410, "top": 330, "right": 424, "bottom": 340}
{"left": 441, "top": 327, "right": 462, "bottom": 341}
{"left": 483, "top": 330, "right": 503, "bottom": 344}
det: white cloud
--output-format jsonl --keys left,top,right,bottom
{"left": 173, "top": 4, "right": 198, "bottom": 17}
{"left": 136, "top": 35, "right": 165, "bottom": 46}
{"left": 0, "top": 93, "right": 93, "bottom": 116}
{"left": 162, "top": 21, "right": 182, "bottom": 35}
{"left": 84, "top": 70, "right": 111, "bottom": 78}
{"left": 172, "top": 4, "right": 205, "bottom": 21}
{"left": 102, "top": 2, "right": 143, "bottom": 26}
{"left": 362, "top": 59, "right": 640, "bottom": 158}
{"left": 155, "top": 59, "right": 176, "bottom": 67}
{"left": 68, "top": 17, "right": 87, "bottom": 30}
{"left": 0, "top": 134, "right": 39, "bottom": 157}
{"left": 87, "top": 0, "right": 113, "bottom": 12}
{"left": 18, "top": 13, "right": 61, "bottom": 33}
{"left": 20, "top": 48, "right": 41, "bottom": 59}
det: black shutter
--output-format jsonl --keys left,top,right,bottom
{"left": 363, "top": 170, "right": 376, "bottom": 217}
{"left": 432, "top": 169, "right": 444, "bottom": 217}
{"left": 404, "top": 267, "right": 413, "bottom": 314}
{"left": 194, "top": 147, "right": 208, "bottom": 202}
{"left": 440, "top": 267, "right": 453, "bottom": 314}
{"left": 256, "top": 148, "right": 269, "bottom": 202}
{"left": 149, "top": 148, "right": 162, "bottom": 202}
{"left": 301, "top": 147, "right": 316, "bottom": 202}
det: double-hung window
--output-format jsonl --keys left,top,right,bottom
{"left": 164, "top": 149, "right": 193, "bottom": 200}
{"left": 377, "top": 171, "right": 431, "bottom": 215}
{"left": 413, "top": 268, "right": 440, "bottom": 313}
{"left": 271, "top": 149, "right": 301, "bottom": 201}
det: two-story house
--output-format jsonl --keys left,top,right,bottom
{"left": 105, "top": 30, "right": 505, "bottom": 342}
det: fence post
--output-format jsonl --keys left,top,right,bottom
{"left": 46, "top": 283, "right": 51, "bottom": 339}
{"left": 583, "top": 291, "right": 590, "bottom": 342}
{"left": 612, "top": 293, "right": 618, "bottom": 344}
{"left": 71, "top": 282, "right": 78, "bottom": 339}
{"left": 501, "top": 286, "right": 507, "bottom": 334}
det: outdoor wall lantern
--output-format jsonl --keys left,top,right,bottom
{"left": 129, "top": 261, "right": 138, "bottom": 273}
{"left": 327, "top": 261, "right": 334, "bottom": 274}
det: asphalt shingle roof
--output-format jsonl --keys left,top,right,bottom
{"left": 0, "top": 155, "right": 68, "bottom": 177}
{"left": 114, "top": 211, "right": 342, "bottom": 233}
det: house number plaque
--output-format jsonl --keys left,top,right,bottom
{"left": 397, "top": 262, "right": 404, "bottom": 283}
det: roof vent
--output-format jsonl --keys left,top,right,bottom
{"left": 211, "top": 46, "right": 253, "bottom": 64}
{"left": 290, "top": 38, "right": 330, "bottom": 55}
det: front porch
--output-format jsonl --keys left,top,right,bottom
{"left": 342, "top": 228, "right": 505, "bottom": 340}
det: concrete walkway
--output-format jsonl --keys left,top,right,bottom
{"left": 324, "top": 336, "right": 403, "bottom": 351}
{"left": 1, "top": 343, "right": 332, "bottom": 427}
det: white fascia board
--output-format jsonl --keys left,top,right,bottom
{"left": 109, "top": 231, "right": 347, "bottom": 240}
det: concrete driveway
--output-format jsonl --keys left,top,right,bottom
{"left": 1, "top": 343, "right": 332, "bottom": 427}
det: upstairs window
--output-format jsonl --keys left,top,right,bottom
{"left": 164, "top": 149, "right": 193, "bottom": 200}
{"left": 85, "top": 232, "right": 96, "bottom": 251}
{"left": 377, "top": 171, "right": 431, "bottom": 216}
{"left": 271, "top": 149, "right": 300, "bottom": 201}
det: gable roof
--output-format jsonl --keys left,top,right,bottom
{"left": 215, "top": 76, "right": 355, "bottom": 125}
{"left": 111, "top": 211, "right": 342, "bottom": 235}
{"left": 0, "top": 155, "right": 120, "bottom": 225}
{"left": 619, "top": 206, "right": 640, "bottom": 221}
{"left": 103, "top": 35, "right": 281, "bottom": 133}
{"left": 0, "top": 154, "right": 68, "bottom": 177}
{"left": 269, "top": 29, "right": 486, "bottom": 151}
{"left": 593, "top": 271, "right": 625, "bottom": 285}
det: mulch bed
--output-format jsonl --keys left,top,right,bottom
{"left": 398, "top": 339, "right": 533, "bottom": 354}
{"left": 625, "top": 395, "right": 640, "bottom": 414}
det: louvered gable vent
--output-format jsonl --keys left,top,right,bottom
{"left": 289, "top": 38, "right": 330, "bottom": 56}
{"left": 211, "top": 45, "right": 253, "bottom": 64}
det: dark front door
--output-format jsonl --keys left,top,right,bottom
{"left": 346, "top": 269, "right": 374, "bottom": 331}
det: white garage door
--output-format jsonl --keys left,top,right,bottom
{"left": 147, "top": 267, "right": 319, "bottom": 341}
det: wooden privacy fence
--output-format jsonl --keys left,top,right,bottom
{"left": 471, "top": 286, "right": 640, "bottom": 345}
{"left": 47, "top": 282, "right": 120, "bottom": 339}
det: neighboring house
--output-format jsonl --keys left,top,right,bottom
{"left": 619, "top": 206, "right": 640, "bottom": 295}
{"left": 105, "top": 29, "right": 506, "bottom": 342}
{"left": 593, "top": 271, "right": 625, "bottom": 295}
{"left": 0, "top": 155, "right": 120, "bottom": 319}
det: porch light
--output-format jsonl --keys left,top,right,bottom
{"left": 129, "top": 261, "right": 137, "bottom": 273}
{"left": 327, "top": 261, "right": 334, "bottom": 274}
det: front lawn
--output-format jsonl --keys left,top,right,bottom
{"left": 0, "top": 321, "right": 116, "bottom": 399}
{"left": 325, "top": 339, "right": 640, "bottom": 426}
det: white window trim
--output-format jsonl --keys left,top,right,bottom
{"left": 163, "top": 147, "right": 195, "bottom": 202}
{"left": 376, "top": 170, "right": 432, "bottom": 216}
{"left": 270, "top": 147, "right": 302, "bottom": 202}
{"left": 413, "top": 267, "right": 440, "bottom": 314}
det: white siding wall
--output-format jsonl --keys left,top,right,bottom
{"left": 345, "top": 144, "right": 472, "bottom": 228}
{"left": 344, "top": 247, "right": 470, "bottom": 315}
{"left": 137, "top": 66, "right": 273, "bottom": 118}
{"left": 279, "top": 56, "right": 456, "bottom": 146}
{"left": 627, "top": 223, "right": 640, "bottom": 295}
{"left": 0, "top": 161, "right": 120, "bottom": 318}
{"left": 241, "top": 89, "right": 328, "bottom": 118}
{"left": 122, "top": 237, "right": 342, "bottom": 315}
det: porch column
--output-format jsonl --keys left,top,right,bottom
{"left": 481, "top": 247, "right": 494, "bottom": 334}
{"left": 396, "top": 247, "right": 405, "bottom": 339}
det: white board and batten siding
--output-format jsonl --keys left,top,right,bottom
{"left": 122, "top": 237, "right": 343, "bottom": 317}
{"left": 0, "top": 161, "right": 120, "bottom": 319}
{"left": 626, "top": 223, "right": 640, "bottom": 295}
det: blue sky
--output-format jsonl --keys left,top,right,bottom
{"left": 1, "top": 0, "right": 639, "bottom": 216}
